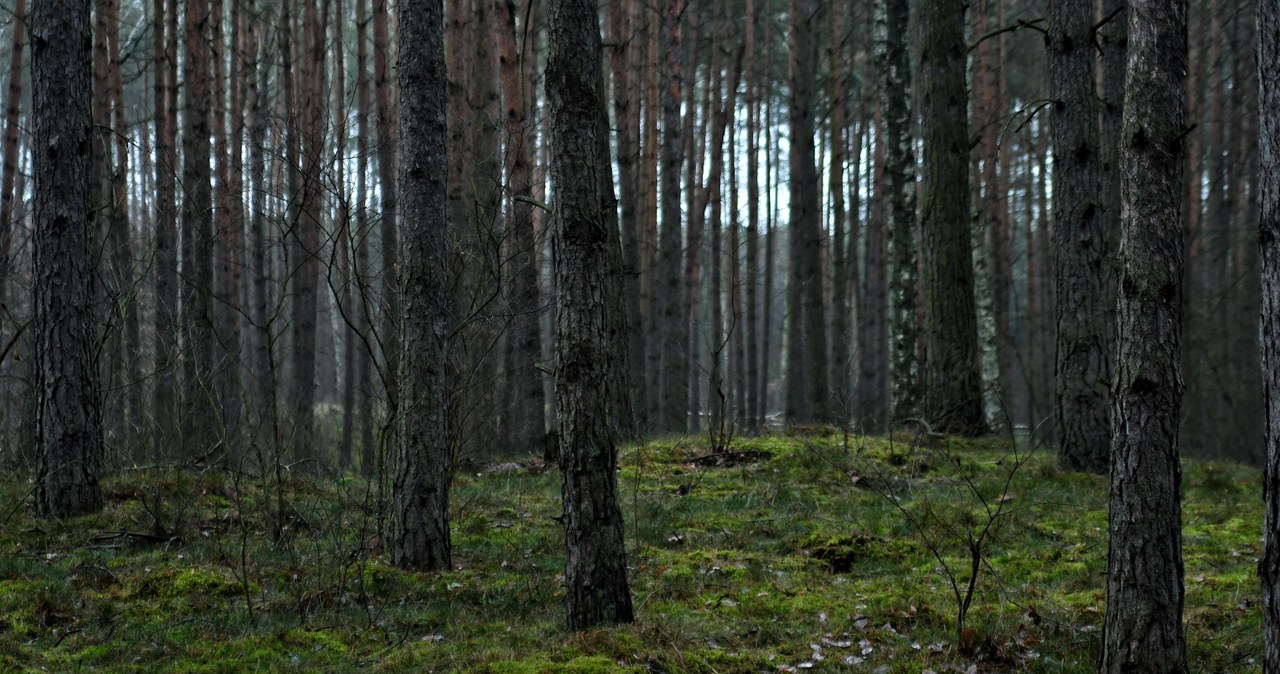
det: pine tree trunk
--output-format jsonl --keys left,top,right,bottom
{"left": 355, "top": 0, "right": 377, "bottom": 475}
{"left": 1050, "top": 0, "right": 1110, "bottom": 472}
{"left": 393, "top": 0, "right": 453, "bottom": 572}
{"left": 918, "top": 0, "right": 986, "bottom": 436}
{"left": 546, "top": 0, "right": 635, "bottom": 630}
{"left": 1256, "top": 0, "right": 1280, "bottom": 668}
{"left": 785, "top": 0, "right": 826, "bottom": 425}
{"left": 0, "top": 0, "right": 24, "bottom": 328}
{"left": 744, "top": 0, "right": 760, "bottom": 433}
{"left": 214, "top": 0, "right": 244, "bottom": 456}
{"left": 1102, "top": 1, "right": 1189, "bottom": 670}
{"left": 373, "top": 0, "right": 400, "bottom": 431}
{"left": 657, "top": 0, "right": 686, "bottom": 434}
{"left": 181, "top": 0, "right": 218, "bottom": 456}
{"left": 32, "top": 0, "right": 103, "bottom": 517}
{"left": 498, "top": 0, "right": 548, "bottom": 448}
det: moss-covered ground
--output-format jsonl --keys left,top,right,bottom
{"left": 0, "top": 431, "right": 1263, "bottom": 672}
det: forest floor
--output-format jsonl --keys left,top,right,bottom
{"left": 0, "top": 428, "right": 1262, "bottom": 673}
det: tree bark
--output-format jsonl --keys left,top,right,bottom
{"left": 546, "top": 0, "right": 635, "bottom": 630}
{"left": 1102, "top": 1, "right": 1189, "bottom": 670}
{"left": 1257, "top": 0, "right": 1280, "bottom": 668}
{"left": 1050, "top": 0, "right": 1110, "bottom": 473}
{"left": 393, "top": 0, "right": 453, "bottom": 572}
{"left": 0, "top": 0, "right": 24, "bottom": 327}
{"left": 918, "top": 0, "right": 985, "bottom": 436}
{"left": 32, "top": 0, "right": 103, "bottom": 516}
{"left": 882, "top": 0, "right": 920, "bottom": 425}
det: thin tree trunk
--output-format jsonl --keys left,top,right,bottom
{"left": 657, "top": 0, "right": 686, "bottom": 433}
{"left": 355, "top": 0, "right": 377, "bottom": 475}
{"left": 744, "top": 0, "right": 760, "bottom": 433}
{"left": 1102, "top": 0, "right": 1189, "bottom": 670}
{"left": 1256, "top": 0, "right": 1280, "bottom": 668}
{"left": 546, "top": 0, "right": 634, "bottom": 628}
{"left": 0, "top": 0, "right": 25, "bottom": 368}
{"left": 215, "top": 0, "right": 245, "bottom": 456}
{"left": 373, "top": 0, "right": 400, "bottom": 439}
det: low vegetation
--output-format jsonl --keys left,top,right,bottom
{"left": 0, "top": 431, "right": 1262, "bottom": 672}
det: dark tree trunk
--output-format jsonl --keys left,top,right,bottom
{"left": 1050, "top": 0, "right": 1110, "bottom": 473}
{"left": 32, "top": 0, "right": 103, "bottom": 516}
{"left": 785, "top": 0, "right": 827, "bottom": 425}
{"left": 499, "top": 0, "right": 548, "bottom": 448}
{"left": 153, "top": 0, "right": 179, "bottom": 457}
{"left": 355, "top": 0, "right": 376, "bottom": 475}
{"left": 882, "top": 0, "right": 920, "bottom": 424}
{"left": 917, "top": 0, "right": 985, "bottom": 436}
{"left": 546, "top": 0, "right": 635, "bottom": 630}
{"left": 657, "top": 0, "right": 687, "bottom": 434}
{"left": 373, "top": 0, "right": 400, "bottom": 435}
{"left": 393, "top": 0, "right": 453, "bottom": 572}
{"left": 1257, "top": 0, "right": 1280, "bottom": 668}
{"left": 1102, "top": 0, "right": 1189, "bottom": 670}
{"left": 0, "top": 0, "right": 23, "bottom": 323}
{"left": 181, "top": 0, "right": 218, "bottom": 456}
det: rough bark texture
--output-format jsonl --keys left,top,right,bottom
{"left": 1049, "top": 0, "right": 1110, "bottom": 473}
{"left": 785, "top": 0, "right": 827, "bottom": 425}
{"left": 1258, "top": 0, "right": 1280, "bottom": 668}
{"left": 32, "top": 0, "right": 103, "bottom": 517}
{"left": 1102, "top": 0, "right": 1189, "bottom": 670}
{"left": 917, "top": 0, "right": 985, "bottom": 436}
{"left": 882, "top": 0, "right": 919, "bottom": 425}
{"left": 546, "top": 0, "right": 635, "bottom": 630}
{"left": 373, "top": 0, "right": 400, "bottom": 425}
{"left": 393, "top": 0, "right": 453, "bottom": 572}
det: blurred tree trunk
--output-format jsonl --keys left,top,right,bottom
{"left": 336, "top": 0, "right": 356, "bottom": 471}
{"left": 355, "top": 0, "right": 378, "bottom": 475}
{"left": 215, "top": 0, "right": 245, "bottom": 457}
{"left": 918, "top": 0, "right": 985, "bottom": 436}
{"left": 499, "top": 0, "right": 548, "bottom": 448}
{"left": 289, "top": 0, "right": 326, "bottom": 461}
{"left": 881, "top": 0, "right": 919, "bottom": 424}
{"left": 546, "top": 0, "right": 634, "bottom": 628}
{"left": 32, "top": 0, "right": 103, "bottom": 516}
{"left": 1257, "top": 0, "right": 1279, "bottom": 667}
{"left": 744, "top": 0, "right": 760, "bottom": 433}
{"left": 610, "top": 0, "right": 646, "bottom": 435}
{"left": 1050, "top": 0, "right": 1109, "bottom": 472}
{"left": 684, "top": 20, "right": 706, "bottom": 434}
{"left": 785, "top": 0, "right": 827, "bottom": 425}
{"left": 0, "top": 0, "right": 23, "bottom": 339}
{"left": 657, "top": 0, "right": 686, "bottom": 434}
{"left": 1102, "top": 0, "right": 1189, "bottom": 670}
{"left": 245, "top": 0, "right": 275, "bottom": 466}
{"left": 859, "top": 101, "right": 889, "bottom": 434}
{"left": 182, "top": 0, "right": 218, "bottom": 456}
{"left": 828, "top": 0, "right": 851, "bottom": 427}
{"left": 393, "top": 0, "right": 453, "bottom": 572}
{"left": 373, "top": 0, "right": 400, "bottom": 440}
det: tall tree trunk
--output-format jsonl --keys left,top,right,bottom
{"left": 657, "top": 0, "right": 686, "bottom": 433}
{"left": 1102, "top": 0, "right": 1189, "bottom": 670}
{"left": 336, "top": 0, "right": 356, "bottom": 471}
{"left": 744, "top": 0, "right": 760, "bottom": 433}
{"left": 215, "top": 0, "right": 245, "bottom": 457}
{"left": 182, "top": 0, "right": 218, "bottom": 456}
{"left": 32, "top": 0, "right": 103, "bottom": 516}
{"left": 245, "top": 0, "right": 274, "bottom": 466}
{"left": 546, "top": 0, "right": 635, "bottom": 630}
{"left": 153, "top": 0, "right": 180, "bottom": 456}
{"left": 499, "top": 0, "right": 548, "bottom": 448}
{"left": 1050, "top": 0, "right": 1110, "bottom": 472}
{"left": 785, "top": 0, "right": 827, "bottom": 425}
{"left": 1257, "top": 0, "right": 1280, "bottom": 668}
{"left": 393, "top": 0, "right": 453, "bottom": 572}
{"left": 373, "top": 0, "right": 400, "bottom": 440}
{"left": 355, "top": 0, "right": 377, "bottom": 475}
{"left": 609, "top": 0, "right": 645, "bottom": 435}
{"left": 828, "top": 0, "right": 851, "bottom": 427}
{"left": 289, "top": 0, "right": 326, "bottom": 461}
{"left": 0, "top": 0, "right": 24, "bottom": 333}
{"left": 918, "top": 0, "right": 985, "bottom": 436}
{"left": 882, "top": 0, "right": 920, "bottom": 424}
{"left": 859, "top": 102, "right": 889, "bottom": 434}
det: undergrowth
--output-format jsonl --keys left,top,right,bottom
{"left": 0, "top": 431, "right": 1262, "bottom": 672}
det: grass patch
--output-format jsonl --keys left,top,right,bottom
{"left": 0, "top": 432, "right": 1263, "bottom": 672}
